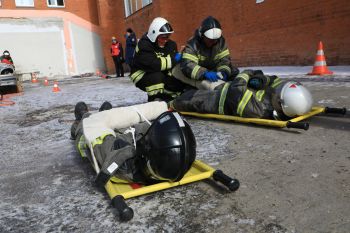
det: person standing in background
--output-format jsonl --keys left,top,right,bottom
{"left": 125, "top": 28, "right": 137, "bottom": 68}
{"left": 111, "top": 37, "right": 124, "bottom": 77}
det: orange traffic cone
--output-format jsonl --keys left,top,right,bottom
{"left": 31, "top": 73, "right": 38, "bottom": 83}
{"left": 308, "top": 41, "right": 333, "bottom": 75}
{"left": 43, "top": 78, "right": 49, "bottom": 86}
{"left": 52, "top": 81, "right": 61, "bottom": 92}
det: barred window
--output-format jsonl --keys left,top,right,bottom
{"left": 47, "top": 0, "right": 65, "bottom": 7}
{"left": 124, "top": 0, "right": 152, "bottom": 17}
{"left": 15, "top": 0, "right": 34, "bottom": 7}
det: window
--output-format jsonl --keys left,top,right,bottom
{"left": 15, "top": 0, "right": 34, "bottom": 7}
{"left": 124, "top": 0, "right": 152, "bottom": 17}
{"left": 47, "top": 0, "right": 65, "bottom": 7}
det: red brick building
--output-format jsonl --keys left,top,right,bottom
{"left": 122, "top": 0, "right": 350, "bottom": 68}
{"left": 1, "top": 0, "right": 349, "bottom": 74}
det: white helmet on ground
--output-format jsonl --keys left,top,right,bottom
{"left": 280, "top": 81, "right": 313, "bottom": 117}
{"left": 147, "top": 17, "right": 174, "bottom": 42}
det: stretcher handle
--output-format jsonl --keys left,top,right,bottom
{"left": 286, "top": 121, "right": 309, "bottom": 130}
{"left": 324, "top": 107, "right": 347, "bottom": 115}
{"left": 111, "top": 195, "right": 134, "bottom": 221}
{"left": 213, "top": 170, "right": 240, "bottom": 192}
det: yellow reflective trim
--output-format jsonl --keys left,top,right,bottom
{"left": 146, "top": 83, "right": 164, "bottom": 92}
{"left": 256, "top": 90, "right": 265, "bottom": 101}
{"left": 218, "top": 83, "right": 230, "bottom": 115}
{"left": 198, "top": 54, "right": 206, "bottom": 61}
{"left": 166, "top": 55, "right": 172, "bottom": 69}
{"left": 164, "top": 89, "right": 181, "bottom": 98}
{"left": 182, "top": 53, "right": 199, "bottom": 63}
{"left": 160, "top": 57, "right": 167, "bottom": 71}
{"left": 236, "top": 73, "right": 250, "bottom": 83}
{"left": 130, "top": 70, "right": 145, "bottom": 84}
{"left": 191, "top": 65, "right": 201, "bottom": 79}
{"left": 271, "top": 78, "right": 283, "bottom": 88}
{"left": 237, "top": 90, "right": 253, "bottom": 117}
{"left": 217, "top": 65, "right": 231, "bottom": 73}
{"left": 214, "top": 49, "right": 230, "bottom": 61}
{"left": 78, "top": 136, "right": 87, "bottom": 158}
{"left": 91, "top": 133, "right": 113, "bottom": 148}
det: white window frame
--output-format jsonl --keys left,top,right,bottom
{"left": 47, "top": 0, "right": 65, "bottom": 8}
{"left": 15, "top": 0, "right": 34, "bottom": 7}
{"left": 124, "top": 0, "right": 152, "bottom": 17}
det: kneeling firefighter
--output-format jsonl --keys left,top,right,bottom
{"left": 71, "top": 101, "right": 196, "bottom": 186}
{"left": 172, "top": 16, "right": 239, "bottom": 91}
{"left": 130, "top": 17, "right": 186, "bottom": 102}
{"left": 169, "top": 70, "right": 313, "bottom": 120}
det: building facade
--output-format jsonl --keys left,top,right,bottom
{"left": 122, "top": 0, "right": 350, "bottom": 67}
{"left": 0, "top": 0, "right": 103, "bottom": 77}
{"left": 1, "top": 0, "right": 349, "bottom": 77}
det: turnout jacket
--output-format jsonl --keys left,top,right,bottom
{"left": 73, "top": 120, "right": 151, "bottom": 184}
{"left": 130, "top": 34, "right": 178, "bottom": 85}
{"left": 170, "top": 70, "right": 285, "bottom": 119}
{"left": 181, "top": 30, "right": 238, "bottom": 81}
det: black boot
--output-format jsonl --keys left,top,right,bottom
{"left": 74, "top": 101, "right": 89, "bottom": 121}
{"left": 99, "top": 101, "right": 113, "bottom": 112}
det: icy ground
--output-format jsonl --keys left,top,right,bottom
{"left": 0, "top": 68, "right": 349, "bottom": 232}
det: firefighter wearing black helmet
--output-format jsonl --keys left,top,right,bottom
{"left": 70, "top": 101, "right": 196, "bottom": 186}
{"left": 130, "top": 17, "right": 186, "bottom": 102}
{"left": 174, "top": 16, "right": 239, "bottom": 90}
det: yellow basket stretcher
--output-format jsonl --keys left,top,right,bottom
{"left": 180, "top": 107, "right": 347, "bottom": 130}
{"left": 104, "top": 160, "right": 239, "bottom": 221}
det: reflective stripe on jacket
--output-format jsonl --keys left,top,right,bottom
{"left": 180, "top": 30, "right": 234, "bottom": 80}
{"left": 130, "top": 34, "right": 177, "bottom": 84}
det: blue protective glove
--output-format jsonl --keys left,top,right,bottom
{"left": 174, "top": 53, "right": 182, "bottom": 62}
{"left": 204, "top": 71, "right": 218, "bottom": 82}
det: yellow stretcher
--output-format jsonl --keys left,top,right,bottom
{"left": 180, "top": 107, "right": 347, "bottom": 130}
{"left": 104, "top": 160, "right": 239, "bottom": 221}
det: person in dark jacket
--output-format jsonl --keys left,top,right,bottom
{"left": 111, "top": 37, "right": 124, "bottom": 77}
{"left": 173, "top": 16, "right": 239, "bottom": 90}
{"left": 125, "top": 28, "right": 137, "bottom": 67}
{"left": 169, "top": 70, "right": 313, "bottom": 120}
{"left": 130, "top": 17, "right": 185, "bottom": 102}
{"left": 70, "top": 101, "right": 196, "bottom": 187}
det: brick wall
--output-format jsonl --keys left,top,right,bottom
{"left": 0, "top": 0, "right": 100, "bottom": 25}
{"left": 97, "top": 0, "right": 127, "bottom": 73}
{"left": 121, "top": 0, "right": 350, "bottom": 66}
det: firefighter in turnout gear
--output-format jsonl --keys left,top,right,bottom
{"left": 70, "top": 101, "right": 196, "bottom": 187}
{"left": 172, "top": 16, "right": 239, "bottom": 90}
{"left": 169, "top": 70, "right": 313, "bottom": 120}
{"left": 130, "top": 17, "right": 186, "bottom": 102}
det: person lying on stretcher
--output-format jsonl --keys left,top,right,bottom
{"left": 169, "top": 70, "right": 314, "bottom": 120}
{"left": 70, "top": 101, "right": 196, "bottom": 187}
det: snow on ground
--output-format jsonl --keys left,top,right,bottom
{"left": 0, "top": 67, "right": 349, "bottom": 232}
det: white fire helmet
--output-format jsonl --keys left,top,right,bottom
{"left": 200, "top": 16, "right": 222, "bottom": 40}
{"left": 280, "top": 81, "right": 313, "bottom": 117}
{"left": 147, "top": 17, "right": 174, "bottom": 43}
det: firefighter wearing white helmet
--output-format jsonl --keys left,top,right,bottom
{"left": 169, "top": 70, "right": 313, "bottom": 120}
{"left": 173, "top": 16, "right": 239, "bottom": 90}
{"left": 130, "top": 17, "right": 186, "bottom": 102}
